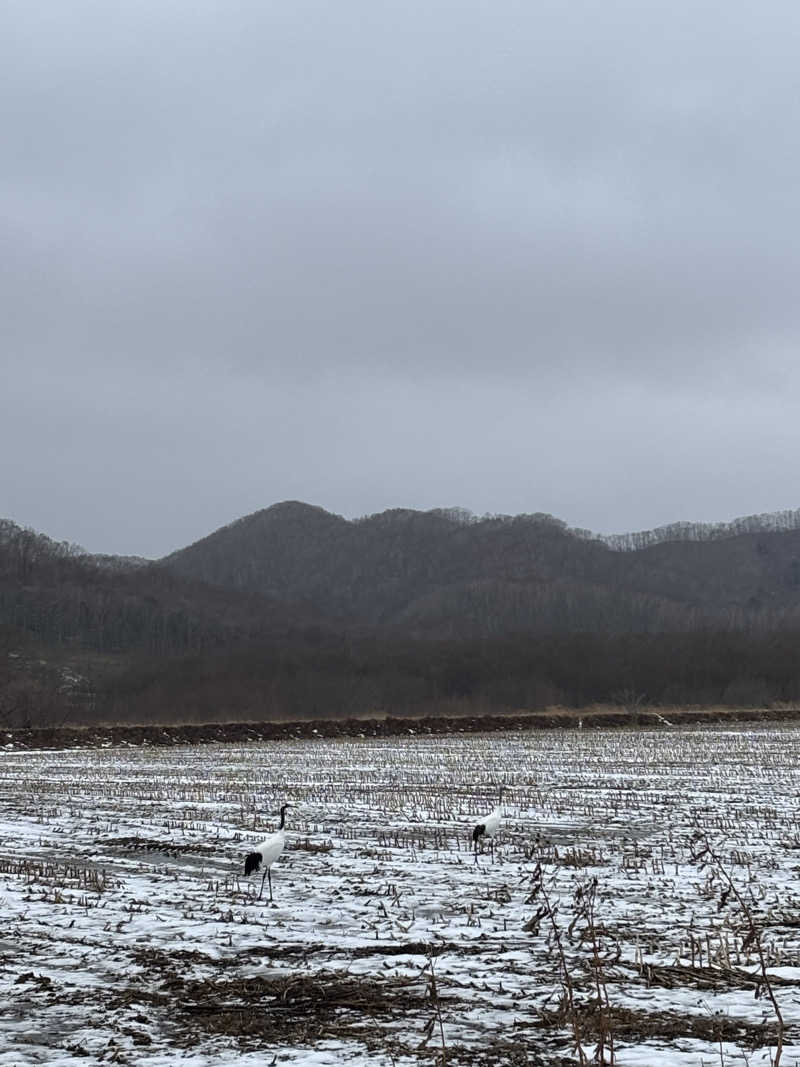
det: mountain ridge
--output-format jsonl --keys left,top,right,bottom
{"left": 160, "top": 501, "right": 800, "bottom": 635}
{"left": 161, "top": 501, "right": 800, "bottom": 560}
{"left": 5, "top": 502, "right": 800, "bottom": 641}
{"left": 4, "top": 503, "right": 800, "bottom": 728}
{"left": 7, "top": 501, "right": 800, "bottom": 565}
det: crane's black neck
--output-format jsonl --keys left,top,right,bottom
{"left": 278, "top": 804, "right": 288, "bottom": 830}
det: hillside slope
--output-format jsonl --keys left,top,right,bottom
{"left": 6, "top": 504, "right": 800, "bottom": 729}
{"left": 161, "top": 502, "right": 800, "bottom": 635}
{"left": 0, "top": 517, "right": 327, "bottom": 656}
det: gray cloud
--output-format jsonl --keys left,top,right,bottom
{"left": 3, "top": 1, "right": 800, "bottom": 555}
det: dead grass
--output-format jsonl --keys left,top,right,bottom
{"left": 619, "top": 959, "right": 800, "bottom": 992}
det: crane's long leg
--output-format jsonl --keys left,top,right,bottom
{"left": 268, "top": 869, "right": 273, "bottom": 902}
{"left": 258, "top": 869, "right": 267, "bottom": 900}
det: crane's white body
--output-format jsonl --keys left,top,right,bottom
{"left": 251, "top": 829, "right": 286, "bottom": 871}
{"left": 481, "top": 807, "right": 503, "bottom": 839}
{"left": 472, "top": 789, "right": 506, "bottom": 863}
{"left": 244, "top": 804, "right": 289, "bottom": 901}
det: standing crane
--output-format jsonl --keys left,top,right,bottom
{"left": 244, "top": 803, "right": 290, "bottom": 901}
{"left": 472, "top": 787, "right": 506, "bottom": 863}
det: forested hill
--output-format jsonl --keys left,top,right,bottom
{"left": 5, "top": 504, "right": 800, "bottom": 729}
{"left": 0, "top": 517, "right": 325, "bottom": 655}
{"left": 162, "top": 502, "right": 800, "bottom": 635}
{"left": 5, "top": 501, "right": 800, "bottom": 646}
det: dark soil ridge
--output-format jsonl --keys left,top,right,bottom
{"left": 4, "top": 706, "right": 800, "bottom": 751}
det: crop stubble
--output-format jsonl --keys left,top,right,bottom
{"left": 2, "top": 724, "right": 800, "bottom": 1065}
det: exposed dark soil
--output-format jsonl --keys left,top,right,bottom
{"left": 110, "top": 951, "right": 577, "bottom": 1064}
{"left": 10, "top": 938, "right": 798, "bottom": 1065}
{"left": 5, "top": 706, "right": 800, "bottom": 751}
{"left": 94, "top": 959, "right": 799, "bottom": 1064}
{"left": 97, "top": 835, "right": 219, "bottom": 855}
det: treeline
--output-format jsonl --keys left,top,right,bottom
{"left": 593, "top": 508, "right": 800, "bottom": 551}
{"left": 4, "top": 619, "right": 800, "bottom": 730}
{"left": 0, "top": 521, "right": 319, "bottom": 656}
{"left": 163, "top": 502, "right": 800, "bottom": 635}
{"left": 88, "top": 630, "right": 800, "bottom": 726}
{"left": 5, "top": 507, "right": 800, "bottom": 730}
{"left": 7, "top": 507, "right": 800, "bottom": 653}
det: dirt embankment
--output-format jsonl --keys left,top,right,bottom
{"left": 3, "top": 705, "right": 800, "bottom": 751}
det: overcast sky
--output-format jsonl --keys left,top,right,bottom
{"left": 3, "top": 1, "right": 800, "bottom": 557}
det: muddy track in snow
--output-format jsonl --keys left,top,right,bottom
{"left": 6, "top": 705, "right": 800, "bottom": 750}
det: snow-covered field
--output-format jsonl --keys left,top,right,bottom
{"left": 2, "top": 724, "right": 800, "bottom": 1066}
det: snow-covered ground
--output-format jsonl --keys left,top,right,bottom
{"left": 2, "top": 724, "right": 800, "bottom": 1065}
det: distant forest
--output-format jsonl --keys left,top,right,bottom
{"left": 2, "top": 503, "right": 800, "bottom": 728}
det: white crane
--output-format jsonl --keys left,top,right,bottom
{"left": 472, "top": 787, "right": 506, "bottom": 863}
{"left": 244, "top": 803, "right": 289, "bottom": 901}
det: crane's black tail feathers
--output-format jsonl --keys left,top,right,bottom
{"left": 472, "top": 824, "right": 486, "bottom": 843}
{"left": 244, "top": 851, "right": 262, "bottom": 876}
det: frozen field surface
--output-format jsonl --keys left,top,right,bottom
{"left": 2, "top": 724, "right": 800, "bottom": 1065}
